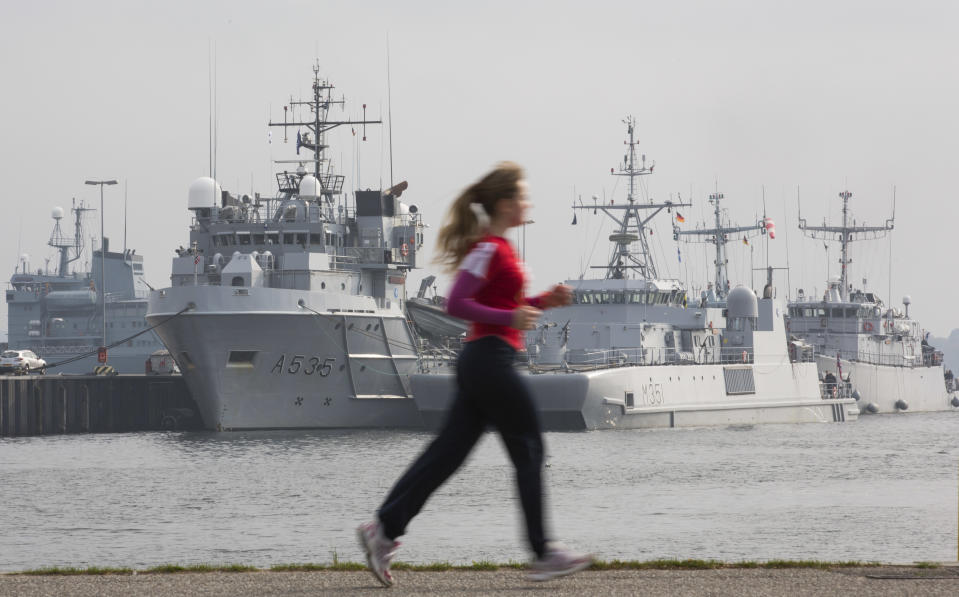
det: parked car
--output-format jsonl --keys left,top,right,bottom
{"left": 0, "top": 350, "right": 47, "bottom": 375}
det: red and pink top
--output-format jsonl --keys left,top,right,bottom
{"left": 446, "top": 235, "right": 545, "bottom": 351}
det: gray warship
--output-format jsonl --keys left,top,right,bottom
{"left": 787, "top": 190, "right": 958, "bottom": 413}
{"left": 412, "top": 118, "right": 857, "bottom": 430}
{"left": 146, "top": 65, "right": 426, "bottom": 430}
{"left": 5, "top": 201, "right": 164, "bottom": 373}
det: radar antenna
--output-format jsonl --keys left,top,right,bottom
{"left": 48, "top": 198, "right": 95, "bottom": 277}
{"left": 571, "top": 117, "right": 690, "bottom": 280}
{"left": 268, "top": 61, "right": 382, "bottom": 199}
{"left": 672, "top": 191, "right": 772, "bottom": 299}
{"left": 798, "top": 190, "right": 894, "bottom": 301}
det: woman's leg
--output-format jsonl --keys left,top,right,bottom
{"left": 463, "top": 339, "right": 548, "bottom": 558}
{"left": 378, "top": 350, "right": 487, "bottom": 540}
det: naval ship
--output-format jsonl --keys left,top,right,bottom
{"left": 146, "top": 65, "right": 426, "bottom": 430}
{"left": 787, "top": 190, "right": 958, "bottom": 414}
{"left": 5, "top": 201, "right": 164, "bottom": 374}
{"left": 412, "top": 118, "right": 857, "bottom": 430}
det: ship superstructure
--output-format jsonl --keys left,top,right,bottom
{"left": 5, "top": 201, "right": 163, "bottom": 373}
{"left": 413, "top": 118, "right": 856, "bottom": 430}
{"left": 788, "top": 190, "right": 957, "bottom": 413}
{"left": 146, "top": 65, "right": 426, "bottom": 430}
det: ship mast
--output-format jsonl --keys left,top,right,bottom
{"left": 48, "top": 199, "right": 94, "bottom": 277}
{"left": 798, "top": 190, "right": 894, "bottom": 301}
{"left": 267, "top": 62, "right": 382, "bottom": 194}
{"left": 572, "top": 117, "right": 690, "bottom": 280}
{"left": 672, "top": 191, "right": 769, "bottom": 299}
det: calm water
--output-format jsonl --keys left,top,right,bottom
{"left": 1, "top": 413, "right": 957, "bottom": 571}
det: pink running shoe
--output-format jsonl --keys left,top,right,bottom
{"left": 357, "top": 520, "right": 400, "bottom": 587}
{"left": 527, "top": 541, "right": 594, "bottom": 582}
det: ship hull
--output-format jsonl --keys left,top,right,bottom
{"left": 147, "top": 286, "right": 423, "bottom": 430}
{"left": 816, "top": 355, "right": 957, "bottom": 414}
{"left": 413, "top": 361, "right": 858, "bottom": 431}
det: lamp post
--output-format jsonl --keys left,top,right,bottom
{"left": 85, "top": 179, "right": 118, "bottom": 363}
{"left": 522, "top": 219, "right": 534, "bottom": 262}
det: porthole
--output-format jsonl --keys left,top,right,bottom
{"left": 321, "top": 282, "right": 326, "bottom": 289}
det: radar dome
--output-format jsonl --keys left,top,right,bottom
{"left": 727, "top": 286, "right": 758, "bottom": 318}
{"left": 298, "top": 175, "right": 321, "bottom": 199}
{"left": 52, "top": 207, "right": 65, "bottom": 219}
{"left": 188, "top": 177, "right": 222, "bottom": 210}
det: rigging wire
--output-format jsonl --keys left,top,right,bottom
{"left": 45, "top": 305, "right": 193, "bottom": 370}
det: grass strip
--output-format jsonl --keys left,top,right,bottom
{"left": 7, "top": 559, "right": 890, "bottom": 576}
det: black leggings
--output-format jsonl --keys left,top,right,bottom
{"left": 378, "top": 335, "right": 548, "bottom": 557}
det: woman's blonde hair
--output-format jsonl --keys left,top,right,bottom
{"left": 435, "top": 161, "right": 524, "bottom": 271}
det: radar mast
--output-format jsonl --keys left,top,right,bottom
{"left": 572, "top": 117, "right": 690, "bottom": 280}
{"left": 798, "top": 190, "right": 894, "bottom": 301}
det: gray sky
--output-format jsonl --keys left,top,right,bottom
{"left": 2, "top": 0, "right": 957, "bottom": 342}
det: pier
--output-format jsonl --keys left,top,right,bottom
{"left": 0, "top": 375, "right": 199, "bottom": 437}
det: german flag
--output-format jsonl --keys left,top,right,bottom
{"left": 676, "top": 212, "right": 685, "bottom": 223}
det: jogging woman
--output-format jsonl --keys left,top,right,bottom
{"left": 358, "top": 162, "right": 592, "bottom": 586}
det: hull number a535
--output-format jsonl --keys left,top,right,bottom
{"left": 271, "top": 354, "right": 336, "bottom": 376}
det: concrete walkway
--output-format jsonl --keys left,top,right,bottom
{"left": 2, "top": 566, "right": 958, "bottom": 596}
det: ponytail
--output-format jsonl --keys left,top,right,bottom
{"left": 436, "top": 161, "right": 524, "bottom": 271}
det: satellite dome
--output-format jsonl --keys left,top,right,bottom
{"left": 188, "top": 177, "right": 222, "bottom": 210}
{"left": 52, "top": 207, "right": 64, "bottom": 219}
{"left": 298, "top": 175, "right": 321, "bottom": 199}
{"left": 727, "top": 286, "right": 759, "bottom": 318}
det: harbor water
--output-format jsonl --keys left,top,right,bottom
{"left": 1, "top": 412, "right": 957, "bottom": 571}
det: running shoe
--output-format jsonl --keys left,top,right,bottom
{"left": 357, "top": 520, "right": 400, "bottom": 587}
{"left": 527, "top": 541, "right": 594, "bottom": 582}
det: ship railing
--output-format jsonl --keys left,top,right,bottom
{"left": 417, "top": 349, "right": 459, "bottom": 372}
{"left": 333, "top": 247, "right": 414, "bottom": 268}
{"left": 819, "top": 380, "right": 854, "bottom": 400}
{"left": 542, "top": 346, "right": 757, "bottom": 367}
{"left": 33, "top": 344, "right": 98, "bottom": 355}
{"left": 827, "top": 349, "right": 932, "bottom": 369}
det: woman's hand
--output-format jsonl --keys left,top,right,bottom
{"left": 541, "top": 284, "right": 573, "bottom": 309}
{"left": 511, "top": 305, "right": 542, "bottom": 330}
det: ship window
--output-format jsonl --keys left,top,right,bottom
{"left": 231, "top": 276, "right": 244, "bottom": 287}
{"left": 611, "top": 292, "right": 625, "bottom": 304}
{"left": 845, "top": 308, "right": 857, "bottom": 318}
{"left": 237, "top": 233, "right": 251, "bottom": 245}
{"left": 265, "top": 232, "right": 279, "bottom": 245}
{"left": 816, "top": 308, "right": 827, "bottom": 317}
{"left": 296, "top": 233, "right": 308, "bottom": 246}
{"left": 310, "top": 233, "right": 322, "bottom": 246}
{"left": 831, "top": 308, "right": 844, "bottom": 317}
{"left": 804, "top": 308, "right": 815, "bottom": 317}
{"left": 253, "top": 233, "right": 265, "bottom": 245}
{"left": 284, "top": 233, "right": 295, "bottom": 244}
{"left": 227, "top": 350, "right": 257, "bottom": 367}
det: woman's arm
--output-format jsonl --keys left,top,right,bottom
{"left": 446, "top": 269, "right": 514, "bottom": 326}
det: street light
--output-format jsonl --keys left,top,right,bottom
{"left": 85, "top": 179, "right": 118, "bottom": 364}
{"left": 522, "top": 219, "right": 534, "bottom": 262}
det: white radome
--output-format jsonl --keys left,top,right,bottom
{"left": 188, "top": 177, "right": 222, "bottom": 209}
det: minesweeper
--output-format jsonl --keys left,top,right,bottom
{"left": 6, "top": 201, "right": 164, "bottom": 373}
{"left": 412, "top": 118, "right": 858, "bottom": 430}
{"left": 787, "top": 190, "right": 958, "bottom": 414}
{"left": 146, "top": 65, "right": 426, "bottom": 430}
